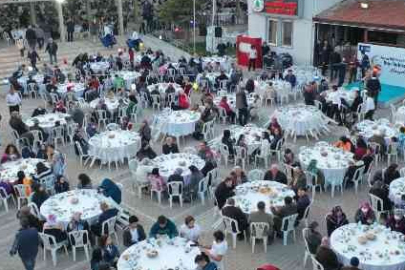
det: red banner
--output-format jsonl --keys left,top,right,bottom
{"left": 264, "top": 0, "right": 298, "bottom": 16}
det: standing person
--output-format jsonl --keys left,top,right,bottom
{"left": 16, "top": 36, "right": 26, "bottom": 59}
{"left": 9, "top": 218, "right": 40, "bottom": 270}
{"left": 27, "top": 49, "right": 40, "bottom": 71}
{"left": 34, "top": 25, "right": 45, "bottom": 50}
{"left": 360, "top": 51, "right": 370, "bottom": 78}
{"left": 45, "top": 38, "right": 58, "bottom": 65}
{"left": 90, "top": 19, "right": 99, "bottom": 43}
{"left": 66, "top": 19, "right": 75, "bottom": 42}
{"left": 25, "top": 26, "right": 37, "bottom": 50}
{"left": 235, "top": 87, "right": 248, "bottom": 126}
{"left": 366, "top": 72, "right": 381, "bottom": 108}
{"left": 6, "top": 86, "right": 22, "bottom": 114}
{"left": 320, "top": 40, "right": 331, "bottom": 76}
{"left": 248, "top": 45, "right": 257, "bottom": 72}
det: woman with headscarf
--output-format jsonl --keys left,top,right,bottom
{"left": 54, "top": 175, "right": 70, "bottom": 193}
{"left": 43, "top": 214, "right": 68, "bottom": 243}
{"left": 386, "top": 209, "right": 405, "bottom": 234}
{"left": 99, "top": 178, "right": 122, "bottom": 204}
{"left": 354, "top": 202, "right": 376, "bottom": 225}
{"left": 138, "top": 120, "right": 151, "bottom": 143}
{"left": 315, "top": 237, "right": 341, "bottom": 270}
{"left": 326, "top": 206, "right": 349, "bottom": 236}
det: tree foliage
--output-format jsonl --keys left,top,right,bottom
{"left": 158, "top": 0, "right": 207, "bottom": 24}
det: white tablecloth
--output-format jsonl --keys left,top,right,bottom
{"left": 88, "top": 130, "right": 141, "bottom": 164}
{"left": 389, "top": 178, "right": 405, "bottom": 206}
{"left": 57, "top": 83, "right": 86, "bottom": 98}
{"left": 355, "top": 119, "right": 397, "bottom": 141}
{"left": 151, "top": 153, "right": 205, "bottom": 181}
{"left": 330, "top": 223, "right": 405, "bottom": 270}
{"left": 199, "top": 56, "right": 232, "bottom": 71}
{"left": 325, "top": 89, "right": 356, "bottom": 105}
{"left": 40, "top": 189, "right": 116, "bottom": 225}
{"left": 0, "top": 158, "right": 47, "bottom": 184}
{"left": 117, "top": 237, "right": 199, "bottom": 270}
{"left": 90, "top": 62, "right": 110, "bottom": 73}
{"left": 272, "top": 105, "right": 327, "bottom": 136}
{"left": 147, "top": 83, "right": 183, "bottom": 96}
{"left": 213, "top": 94, "right": 254, "bottom": 110}
{"left": 112, "top": 71, "right": 141, "bottom": 88}
{"left": 155, "top": 110, "right": 201, "bottom": 137}
{"left": 283, "top": 66, "right": 323, "bottom": 86}
{"left": 25, "top": 113, "right": 69, "bottom": 129}
{"left": 234, "top": 181, "right": 295, "bottom": 214}
{"left": 299, "top": 144, "right": 354, "bottom": 187}
{"left": 90, "top": 97, "right": 126, "bottom": 111}
{"left": 18, "top": 74, "right": 45, "bottom": 92}
{"left": 394, "top": 106, "right": 405, "bottom": 124}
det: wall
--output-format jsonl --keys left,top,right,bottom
{"left": 247, "top": 0, "right": 343, "bottom": 65}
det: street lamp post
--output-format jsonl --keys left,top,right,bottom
{"left": 193, "top": 0, "right": 196, "bottom": 55}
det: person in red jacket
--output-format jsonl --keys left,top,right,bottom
{"left": 219, "top": 96, "right": 235, "bottom": 123}
{"left": 178, "top": 90, "right": 190, "bottom": 110}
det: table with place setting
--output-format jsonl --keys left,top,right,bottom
{"left": 213, "top": 94, "right": 254, "bottom": 110}
{"left": 88, "top": 130, "right": 141, "bottom": 166}
{"left": 57, "top": 82, "right": 86, "bottom": 98}
{"left": 151, "top": 153, "right": 205, "bottom": 183}
{"left": 17, "top": 74, "right": 45, "bottom": 93}
{"left": 112, "top": 71, "right": 141, "bottom": 89}
{"left": 199, "top": 56, "right": 232, "bottom": 71}
{"left": 271, "top": 104, "right": 328, "bottom": 137}
{"left": 330, "top": 223, "right": 405, "bottom": 270}
{"left": 24, "top": 113, "right": 70, "bottom": 129}
{"left": 147, "top": 83, "right": 183, "bottom": 97}
{"left": 389, "top": 178, "right": 405, "bottom": 206}
{"left": 154, "top": 109, "right": 201, "bottom": 138}
{"left": 325, "top": 89, "right": 357, "bottom": 106}
{"left": 117, "top": 236, "right": 199, "bottom": 270}
{"left": 355, "top": 119, "right": 398, "bottom": 142}
{"left": 90, "top": 97, "right": 127, "bottom": 111}
{"left": 299, "top": 143, "right": 354, "bottom": 191}
{"left": 0, "top": 158, "right": 49, "bottom": 184}
{"left": 89, "top": 61, "right": 110, "bottom": 74}
{"left": 234, "top": 181, "right": 296, "bottom": 215}
{"left": 40, "top": 189, "right": 117, "bottom": 225}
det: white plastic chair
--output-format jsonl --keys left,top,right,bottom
{"left": 400, "top": 167, "right": 405, "bottom": 178}
{"left": 0, "top": 187, "right": 15, "bottom": 212}
{"left": 219, "top": 143, "right": 230, "bottom": 166}
{"left": 101, "top": 216, "right": 119, "bottom": 244}
{"left": 269, "top": 139, "right": 284, "bottom": 163}
{"left": 30, "top": 130, "right": 44, "bottom": 146}
{"left": 168, "top": 181, "right": 183, "bottom": 208}
{"left": 311, "top": 256, "right": 325, "bottom": 270}
{"left": 305, "top": 170, "right": 322, "bottom": 201}
{"left": 248, "top": 169, "right": 264, "bottom": 181}
{"left": 75, "top": 141, "right": 89, "bottom": 167}
{"left": 369, "top": 193, "right": 390, "bottom": 222}
{"left": 350, "top": 166, "right": 365, "bottom": 194}
{"left": 222, "top": 216, "right": 246, "bottom": 249}
{"left": 302, "top": 228, "right": 314, "bottom": 267}
{"left": 151, "top": 94, "right": 161, "bottom": 111}
{"left": 14, "top": 184, "right": 29, "bottom": 209}
{"left": 250, "top": 222, "right": 269, "bottom": 253}
{"left": 197, "top": 177, "right": 209, "bottom": 205}
{"left": 27, "top": 202, "right": 41, "bottom": 219}
{"left": 387, "top": 141, "right": 399, "bottom": 164}
{"left": 255, "top": 143, "right": 270, "bottom": 168}
{"left": 68, "top": 230, "right": 91, "bottom": 261}
{"left": 281, "top": 214, "right": 298, "bottom": 245}
{"left": 106, "top": 123, "right": 120, "bottom": 131}
{"left": 234, "top": 146, "right": 247, "bottom": 170}
{"left": 39, "top": 232, "right": 69, "bottom": 266}
{"left": 302, "top": 204, "right": 312, "bottom": 228}
{"left": 52, "top": 126, "right": 65, "bottom": 147}
{"left": 40, "top": 175, "right": 56, "bottom": 195}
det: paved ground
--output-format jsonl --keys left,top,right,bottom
{"left": 0, "top": 36, "right": 393, "bottom": 270}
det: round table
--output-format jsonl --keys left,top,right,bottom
{"left": 355, "top": 119, "right": 397, "bottom": 141}
{"left": 330, "top": 223, "right": 405, "bottom": 270}
{"left": 40, "top": 189, "right": 115, "bottom": 225}
{"left": 112, "top": 71, "right": 141, "bottom": 88}
{"left": 213, "top": 94, "right": 254, "bottom": 110}
{"left": 155, "top": 110, "right": 201, "bottom": 137}
{"left": 0, "top": 158, "right": 47, "bottom": 184}
{"left": 90, "top": 62, "right": 110, "bottom": 73}
{"left": 151, "top": 153, "right": 205, "bottom": 182}
{"left": 325, "top": 89, "right": 356, "bottom": 105}
{"left": 147, "top": 83, "right": 183, "bottom": 96}
{"left": 272, "top": 104, "right": 327, "bottom": 136}
{"left": 299, "top": 144, "right": 354, "bottom": 189}
{"left": 90, "top": 97, "right": 126, "bottom": 111}
{"left": 117, "top": 237, "right": 199, "bottom": 270}
{"left": 234, "top": 181, "right": 295, "bottom": 214}
{"left": 57, "top": 83, "right": 86, "bottom": 98}
{"left": 24, "top": 113, "right": 69, "bottom": 129}
{"left": 389, "top": 178, "right": 405, "bottom": 205}
{"left": 200, "top": 56, "right": 232, "bottom": 71}
{"left": 88, "top": 130, "right": 141, "bottom": 165}
{"left": 18, "top": 74, "right": 45, "bottom": 93}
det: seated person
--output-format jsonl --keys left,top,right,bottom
{"left": 31, "top": 105, "right": 47, "bottom": 117}
{"left": 149, "top": 215, "right": 178, "bottom": 238}
{"left": 99, "top": 178, "right": 122, "bottom": 204}
{"left": 386, "top": 210, "right": 405, "bottom": 234}
{"left": 219, "top": 96, "right": 236, "bottom": 123}
{"left": 33, "top": 162, "right": 53, "bottom": 182}
{"left": 1, "top": 144, "right": 21, "bottom": 164}
{"left": 214, "top": 177, "right": 235, "bottom": 209}
{"left": 372, "top": 163, "right": 400, "bottom": 186}
{"left": 215, "top": 70, "right": 229, "bottom": 87}
{"left": 148, "top": 168, "right": 166, "bottom": 193}
{"left": 221, "top": 198, "right": 248, "bottom": 240}
{"left": 162, "top": 136, "right": 179, "bottom": 155}
{"left": 30, "top": 183, "right": 49, "bottom": 209}
{"left": 369, "top": 180, "right": 392, "bottom": 211}
{"left": 221, "top": 130, "right": 235, "bottom": 159}
{"left": 91, "top": 202, "right": 119, "bottom": 236}
{"left": 67, "top": 212, "right": 90, "bottom": 245}
{"left": 296, "top": 187, "right": 311, "bottom": 221}
{"left": 270, "top": 196, "right": 297, "bottom": 232}
{"left": 326, "top": 206, "right": 349, "bottom": 236}
{"left": 334, "top": 136, "right": 353, "bottom": 152}
{"left": 315, "top": 237, "right": 341, "bottom": 270}
{"left": 263, "top": 164, "right": 287, "bottom": 184}
{"left": 354, "top": 136, "right": 368, "bottom": 160}
{"left": 177, "top": 90, "right": 190, "bottom": 110}
{"left": 136, "top": 141, "right": 157, "bottom": 161}
{"left": 99, "top": 235, "right": 120, "bottom": 267}
{"left": 179, "top": 215, "right": 201, "bottom": 243}
{"left": 123, "top": 215, "right": 146, "bottom": 247}
{"left": 54, "top": 175, "right": 70, "bottom": 193}
{"left": 43, "top": 214, "right": 68, "bottom": 243}
{"left": 267, "top": 118, "right": 281, "bottom": 135}
{"left": 354, "top": 202, "right": 376, "bottom": 225}
{"left": 194, "top": 253, "right": 218, "bottom": 270}
{"left": 249, "top": 201, "right": 274, "bottom": 240}
{"left": 305, "top": 221, "right": 322, "bottom": 255}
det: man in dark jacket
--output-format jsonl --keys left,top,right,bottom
{"left": 235, "top": 87, "right": 248, "bottom": 126}
{"left": 27, "top": 49, "right": 40, "bottom": 71}
{"left": 66, "top": 19, "right": 75, "bottom": 42}
{"left": 214, "top": 177, "right": 235, "bottom": 209}
{"left": 284, "top": 69, "right": 297, "bottom": 88}
{"left": 316, "top": 237, "right": 341, "bottom": 270}
{"left": 45, "top": 38, "right": 58, "bottom": 64}
{"left": 263, "top": 164, "right": 288, "bottom": 184}
{"left": 222, "top": 198, "right": 248, "bottom": 240}
{"left": 366, "top": 73, "right": 381, "bottom": 107}
{"left": 271, "top": 196, "right": 297, "bottom": 232}
{"left": 10, "top": 217, "right": 40, "bottom": 270}
{"left": 25, "top": 26, "right": 37, "bottom": 50}
{"left": 90, "top": 202, "right": 118, "bottom": 236}
{"left": 123, "top": 216, "right": 146, "bottom": 247}
{"left": 162, "top": 136, "right": 179, "bottom": 155}
{"left": 341, "top": 257, "right": 361, "bottom": 270}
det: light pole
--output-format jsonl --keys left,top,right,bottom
{"left": 193, "top": 0, "right": 196, "bottom": 55}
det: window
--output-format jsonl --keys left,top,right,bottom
{"left": 282, "top": 21, "right": 293, "bottom": 47}
{"left": 268, "top": 19, "right": 278, "bottom": 45}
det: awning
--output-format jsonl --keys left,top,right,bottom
{"left": 313, "top": 0, "right": 405, "bottom": 32}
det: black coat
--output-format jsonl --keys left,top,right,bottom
{"left": 162, "top": 144, "right": 179, "bottom": 155}
{"left": 122, "top": 225, "right": 146, "bottom": 247}
{"left": 222, "top": 205, "right": 248, "bottom": 232}
{"left": 214, "top": 182, "right": 234, "bottom": 209}
{"left": 316, "top": 246, "right": 340, "bottom": 270}
{"left": 263, "top": 170, "right": 288, "bottom": 184}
